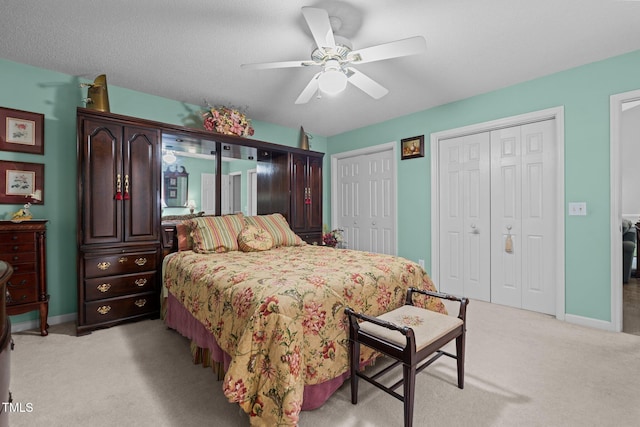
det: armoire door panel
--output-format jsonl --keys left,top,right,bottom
{"left": 307, "top": 156, "right": 323, "bottom": 231}
{"left": 123, "top": 127, "right": 160, "bottom": 242}
{"left": 82, "top": 121, "right": 122, "bottom": 245}
{"left": 290, "top": 155, "right": 307, "bottom": 230}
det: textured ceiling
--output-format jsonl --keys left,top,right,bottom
{"left": 1, "top": 0, "right": 639, "bottom": 136}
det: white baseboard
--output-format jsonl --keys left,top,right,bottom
{"left": 11, "top": 313, "right": 77, "bottom": 333}
{"left": 565, "top": 313, "right": 615, "bottom": 332}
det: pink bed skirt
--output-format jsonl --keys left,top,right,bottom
{"left": 165, "top": 293, "right": 348, "bottom": 411}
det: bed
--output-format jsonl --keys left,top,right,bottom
{"left": 162, "top": 213, "right": 446, "bottom": 426}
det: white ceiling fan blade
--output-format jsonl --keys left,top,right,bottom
{"left": 295, "top": 72, "right": 321, "bottom": 104}
{"left": 301, "top": 7, "right": 336, "bottom": 51}
{"left": 349, "top": 36, "right": 427, "bottom": 64}
{"left": 346, "top": 68, "right": 389, "bottom": 99}
{"left": 241, "top": 60, "right": 316, "bottom": 70}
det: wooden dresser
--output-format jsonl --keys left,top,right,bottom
{"left": 0, "top": 220, "right": 49, "bottom": 336}
{"left": 76, "top": 110, "right": 161, "bottom": 335}
{"left": 0, "top": 261, "right": 13, "bottom": 427}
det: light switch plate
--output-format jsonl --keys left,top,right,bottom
{"left": 569, "top": 202, "right": 587, "bottom": 216}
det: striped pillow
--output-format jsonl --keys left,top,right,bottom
{"left": 244, "top": 213, "right": 304, "bottom": 247}
{"left": 189, "top": 213, "right": 245, "bottom": 253}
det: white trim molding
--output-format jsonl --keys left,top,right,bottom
{"left": 430, "top": 106, "right": 566, "bottom": 321}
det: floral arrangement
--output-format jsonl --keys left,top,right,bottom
{"left": 322, "top": 227, "right": 345, "bottom": 248}
{"left": 202, "top": 105, "right": 255, "bottom": 137}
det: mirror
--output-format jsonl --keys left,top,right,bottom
{"left": 163, "top": 165, "right": 189, "bottom": 208}
{"left": 162, "top": 133, "right": 219, "bottom": 216}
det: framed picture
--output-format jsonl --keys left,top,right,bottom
{"left": 0, "top": 107, "right": 45, "bottom": 155}
{"left": 0, "top": 160, "right": 44, "bottom": 204}
{"left": 401, "top": 135, "right": 425, "bottom": 160}
{"left": 169, "top": 189, "right": 177, "bottom": 199}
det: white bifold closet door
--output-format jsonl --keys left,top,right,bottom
{"left": 490, "top": 120, "right": 557, "bottom": 315}
{"left": 438, "top": 132, "right": 491, "bottom": 301}
{"left": 439, "top": 119, "right": 557, "bottom": 315}
{"left": 337, "top": 148, "right": 396, "bottom": 254}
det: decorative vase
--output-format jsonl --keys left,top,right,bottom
{"left": 84, "top": 74, "right": 110, "bottom": 112}
{"left": 299, "top": 126, "right": 310, "bottom": 150}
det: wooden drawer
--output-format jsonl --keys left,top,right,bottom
{"left": 6, "top": 272, "right": 38, "bottom": 305}
{"left": 0, "top": 231, "right": 36, "bottom": 245}
{"left": 84, "top": 292, "right": 158, "bottom": 325}
{"left": 84, "top": 272, "right": 156, "bottom": 301}
{"left": 0, "top": 242, "right": 36, "bottom": 254}
{"left": 83, "top": 250, "right": 158, "bottom": 278}
{"left": 0, "top": 251, "right": 36, "bottom": 267}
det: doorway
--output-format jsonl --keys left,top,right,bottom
{"left": 431, "top": 107, "right": 565, "bottom": 319}
{"left": 611, "top": 89, "right": 640, "bottom": 334}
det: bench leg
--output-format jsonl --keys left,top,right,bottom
{"left": 403, "top": 363, "right": 416, "bottom": 427}
{"left": 350, "top": 339, "right": 360, "bottom": 404}
{"left": 456, "top": 331, "right": 465, "bottom": 389}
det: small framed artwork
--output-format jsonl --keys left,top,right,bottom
{"left": 0, "top": 107, "right": 45, "bottom": 155}
{"left": 169, "top": 189, "right": 177, "bottom": 199}
{"left": 0, "top": 160, "right": 44, "bottom": 204}
{"left": 401, "top": 135, "right": 425, "bottom": 160}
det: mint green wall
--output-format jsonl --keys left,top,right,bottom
{"left": 327, "top": 49, "right": 640, "bottom": 322}
{"left": 0, "top": 58, "right": 327, "bottom": 325}
{"left": 4, "top": 48, "right": 638, "bottom": 325}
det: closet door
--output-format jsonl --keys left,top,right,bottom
{"left": 438, "top": 132, "right": 491, "bottom": 301}
{"left": 491, "top": 120, "right": 557, "bottom": 314}
{"left": 336, "top": 148, "right": 396, "bottom": 254}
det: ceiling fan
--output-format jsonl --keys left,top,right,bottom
{"left": 241, "top": 7, "right": 427, "bottom": 104}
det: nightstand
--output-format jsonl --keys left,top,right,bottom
{"left": 0, "top": 220, "right": 49, "bottom": 336}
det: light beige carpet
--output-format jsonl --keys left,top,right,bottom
{"left": 623, "top": 278, "right": 640, "bottom": 335}
{"left": 8, "top": 300, "right": 640, "bottom": 427}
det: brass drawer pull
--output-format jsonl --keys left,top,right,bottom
{"left": 134, "top": 257, "right": 147, "bottom": 266}
{"left": 97, "top": 305, "right": 111, "bottom": 315}
{"left": 134, "top": 299, "right": 147, "bottom": 308}
{"left": 134, "top": 278, "right": 147, "bottom": 287}
{"left": 118, "top": 257, "right": 128, "bottom": 263}
{"left": 97, "top": 261, "right": 111, "bottom": 271}
{"left": 97, "top": 283, "right": 111, "bottom": 293}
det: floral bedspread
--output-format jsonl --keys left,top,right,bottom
{"left": 163, "top": 245, "right": 445, "bottom": 426}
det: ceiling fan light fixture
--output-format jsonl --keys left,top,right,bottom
{"left": 318, "top": 69, "right": 347, "bottom": 95}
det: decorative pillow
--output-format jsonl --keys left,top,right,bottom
{"left": 176, "top": 223, "right": 193, "bottom": 251}
{"left": 238, "top": 225, "right": 273, "bottom": 252}
{"left": 244, "top": 213, "right": 304, "bottom": 247}
{"left": 188, "top": 213, "right": 245, "bottom": 253}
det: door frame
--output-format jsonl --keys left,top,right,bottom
{"left": 610, "top": 89, "right": 640, "bottom": 332}
{"left": 430, "top": 106, "right": 565, "bottom": 320}
{"left": 330, "top": 141, "right": 398, "bottom": 254}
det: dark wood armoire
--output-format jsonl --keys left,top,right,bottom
{"left": 77, "top": 108, "right": 325, "bottom": 334}
{"left": 76, "top": 109, "right": 161, "bottom": 335}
